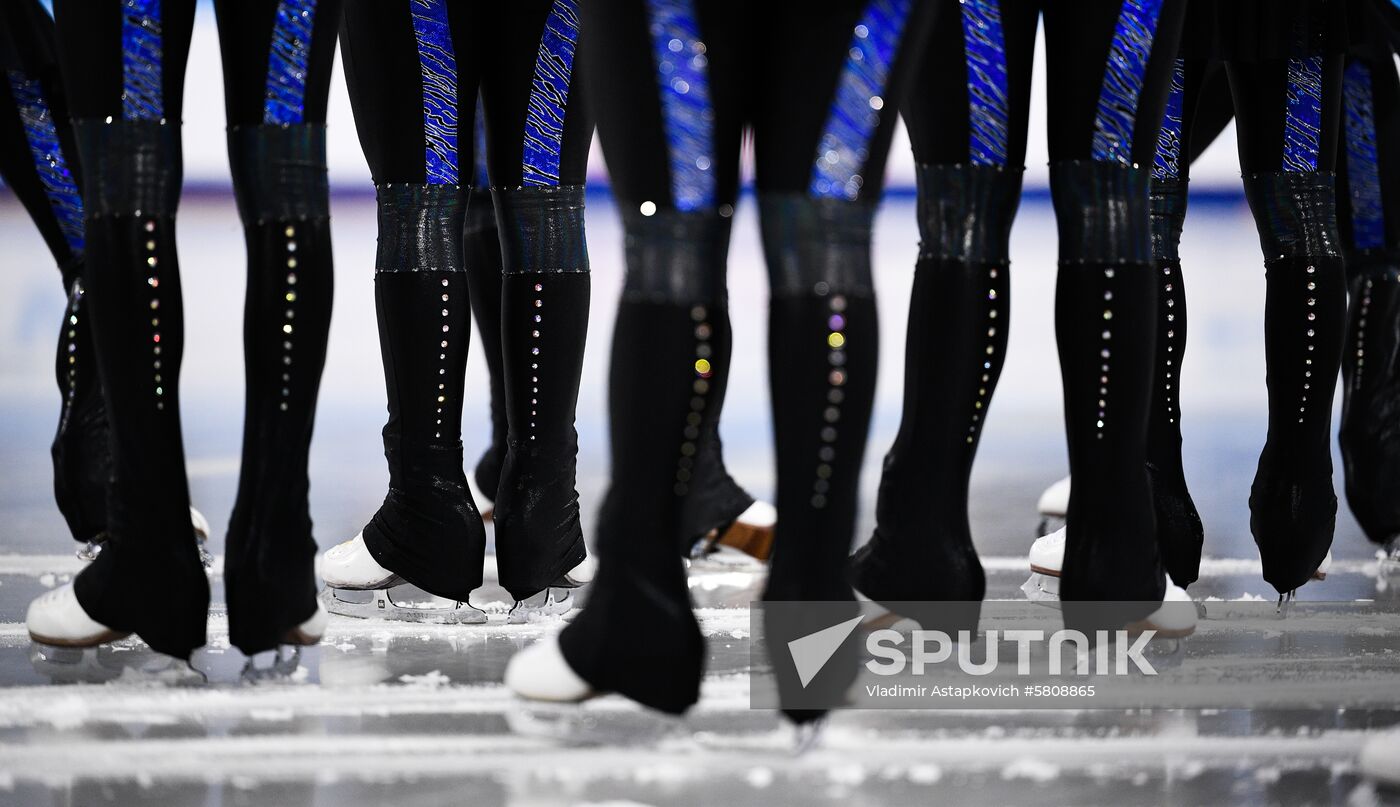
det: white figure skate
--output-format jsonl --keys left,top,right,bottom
{"left": 26, "top": 583, "right": 127, "bottom": 647}
{"left": 319, "top": 532, "right": 488, "bottom": 624}
{"left": 504, "top": 633, "right": 596, "bottom": 702}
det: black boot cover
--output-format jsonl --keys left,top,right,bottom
{"left": 851, "top": 163, "right": 1022, "bottom": 623}
{"left": 51, "top": 262, "right": 113, "bottom": 547}
{"left": 70, "top": 119, "right": 209, "bottom": 659}
{"left": 1243, "top": 172, "right": 1346, "bottom": 594}
{"left": 556, "top": 210, "right": 742, "bottom": 714}
{"left": 490, "top": 186, "right": 590, "bottom": 602}
{"left": 756, "top": 194, "right": 881, "bottom": 723}
{"left": 1145, "top": 177, "right": 1205, "bottom": 586}
{"left": 359, "top": 183, "right": 486, "bottom": 601}
{"left": 1340, "top": 256, "right": 1400, "bottom": 545}
{"left": 1049, "top": 161, "right": 1165, "bottom": 619}
{"left": 223, "top": 124, "right": 333, "bottom": 654}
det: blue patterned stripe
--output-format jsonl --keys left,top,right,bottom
{"left": 1283, "top": 56, "right": 1324, "bottom": 173}
{"left": 7, "top": 72, "right": 84, "bottom": 253}
{"left": 960, "top": 0, "right": 1009, "bottom": 166}
{"left": 809, "top": 0, "right": 912, "bottom": 200}
{"left": 410, "top": 0, "right": 459, "bottom": 185}
{"left": 646, "top": 0, "right": 715, "bottom": 212}
{"left": 121, "top": 0, "right": 164, "bottom": 121}
{"left": 1091, "top": 0, "right": 1162, "bottom": 165}
{"left": 1151, "top": 59, "right": 1185, "bottom": 180}
{"left": 473, "top": 95, "right": 489, "bottom": 188}
{"left": 263, "top": 0, "right": 317, "bottom": 125}
{"left": 522, "top": 0, "right": 580, "bottom": 187}
{"left": 1343, "top": 61, "right": 1385, "bottom": 250}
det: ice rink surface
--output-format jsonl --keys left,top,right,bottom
{"left": 2, "top": 190, "right": 1400, "bottom": 806}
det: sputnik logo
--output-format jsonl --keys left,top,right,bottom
{"left": 787, "top": 615, "right": 863, "bottom": 687}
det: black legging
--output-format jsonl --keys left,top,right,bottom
{"left": 563, "top": 0, "right": 934, "bottom": 717}
{"left": 48, "top": 0, "right": 340, "bottom": 658}
{"left": 0, "top": 1, "right": 110, "bottom": 550}
{"left": 339, "top": 0, "right": 594, "bottom": 603}
{"left": 1336, "top": 38, "right": 1400, "bottom": 547}
{"left": 856, "top": 0, "right": 1187, "bottom": 614}
{"left": 1223, "top": 49, "right": 1348, "bottom": 595}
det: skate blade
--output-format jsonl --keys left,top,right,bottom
{"left": 75, "top": 534, "right": 107, "bottom": 562}
{"left": 29, "top": 643, "right": 205, "bottom": 685}
{"left": 508, "top": 588, "right": 575, "bottom": 624}
{"left": 1021, "top": 571, "right": 1061, "bottom": 605}
{"left": 241, "top": 646, "right": 305, "bottom": 683}
{"left": 319, "top": 587, "right": 487, "bottom": 625}
{"left": 792, "top": 718, "right": 827, "bottom": 755}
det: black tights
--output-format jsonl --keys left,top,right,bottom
{"left": 48, "top": 0, "right": 340, "bottom": 657}
{"left": 0, "top": 1, "right": 109, "bottom": 549}
{"left": 340, "top": 0, "right": 594, "bottom": 603}
{"left": 1336, "top": 46, "right": 1400, "bottom": 547}
{"left": 562, "top": 0, "right": 933, "bottom": 717}
{"left": 860, "top": 0, "right": 1187, "bottom": 609}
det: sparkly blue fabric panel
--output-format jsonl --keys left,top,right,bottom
{"left": 263, "top": 0, "right": 316, "bottom": 125}
{"left": 473, "top": 95, "right": 489, "bottom": 188}
{"left": 1151, "top": 59, "right": 1185, "bottom": 180}
{"left": 646, "top": 0, "right": 715, "bottom": 212}
{"left": 522, "top": 0, "right": 580, "bottom": 187}
{"left": 122, "top": 0, "right": 164, "bottom": 121}
{"left": 410, "top": 0, "right": 459, "bottom": 185}
{"left": 1283, "top": 55, "right": 1324, "bottom": 173}
{"left": 7, "top": 71, "right": 84, "bottom": 253}
{"left": 1091, "top": 0, "right": 1161, "bottom": 165}
{"left": 960, "top": 0, "right": 1009, "bottom": 166}
{"left": 1343, "top": 60, "right": 1385, "bottom": 250}
{"left": 809, "top": 0, "right": 912, "bottom": 200}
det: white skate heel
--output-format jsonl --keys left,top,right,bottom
{"left": 504, "top": 633, "right": 596, "bottom": 703}
{"left": 76, "top": 505, "right": 213, "bottom": 567}
{"left": 319, "top": 533, "right": 486, "bottom": 624}
{"left": 506, "top": 556, "right": 595, "bottom": 624}
{"left": 26, "top": 583, "right": 128, "bottom": 647}
{"left": 1036, "top": 476, "right": 1070, "bottom": 538}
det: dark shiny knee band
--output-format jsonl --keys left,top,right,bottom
{"left": 1049, "top": 160, "right": 1151, "bottom": 265}
{"left": 620, "top": 208, "right": 731, "bottom": 305}
{"left": 1150, "top": 177, "right": 1188, "bottom": 263}
{"left": 374, "top": 183, "right": 468, "bottom": 273}
{"left": 914, "top": 163, "right": 1023, "bottom": 264}
{"left": 1242, "top": 171, "right": 1342, "bottom": 260}
{"left": 491, "top": 185, "right": 588, "bottom": 274}
{"left": 73, "top": 119, "right": 179, "bottom": 218}
{"left": 229, "top": 124, "right": 329, "bottom": 224}
{"left": 758, "top": 193, "right": 875, "bottom": 297}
